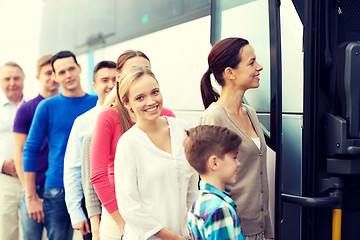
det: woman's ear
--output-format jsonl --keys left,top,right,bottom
{"left": 224, "top": 67, "right": 235, "bottom": 80}
{"left": 115, "top": 71, "right": 121, "bottom": 82}
{"left": 123, "top": 100, "right": 131, "bottom": 111}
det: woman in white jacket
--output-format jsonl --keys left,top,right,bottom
{"left": 114, "top": 66, "right": 198, "bottom": 240}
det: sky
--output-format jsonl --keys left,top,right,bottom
{"left": 0, "top": 0, "right": 44, "bottom": 101}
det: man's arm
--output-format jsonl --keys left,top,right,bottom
{"left": 64, "top": 117, "right": 88, "bottom": 235}
{"left": 81, "top": 132, "right": 102, "bottom": 236}
{"left": 22, "top": 102, "right": 49, "bottom": 223}
{"left": 13, "top": 132, "right": 27, "bottom": 185}
{"left": 89, "top": 215, "right": 100, "bottom": 240}
{"left": 23, "top": 172, "right": 44, "bottom": 222}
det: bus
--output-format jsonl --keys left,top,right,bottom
{"left": 39, "top": 0, "right": 360, "bottom": 239}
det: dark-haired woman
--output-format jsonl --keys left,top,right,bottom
{"left": 199, "top": 37, "right": 273, "bottom": 240}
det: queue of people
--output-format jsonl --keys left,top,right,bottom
{"left": 0, "top": 37, "right": 274, "bottom": 240}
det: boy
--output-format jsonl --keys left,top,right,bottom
{"left": 183, "top": 125, "right": 245, "bottom": 240}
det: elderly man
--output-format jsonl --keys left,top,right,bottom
{"left": 0, "top": 61, "right": 25, "bottom": 240}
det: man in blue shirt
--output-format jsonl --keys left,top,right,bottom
{"left": 23, "top": 51, "right": 97, "bottom": 240}
{"left": 13, "top": 55, "right": 60, "bottom": 240}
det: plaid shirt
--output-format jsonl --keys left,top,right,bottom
{"left": 188, "top": 180, "right": 245, "bottom": 240}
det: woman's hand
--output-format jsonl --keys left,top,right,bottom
{"left": 155, "top": 228, "right": 187, "bottom": 240}
{"left": 92, "top": 233, "right": 100, "bottom": 240}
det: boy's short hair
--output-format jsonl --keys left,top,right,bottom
{"left": 183, "top": 125, "right": 242, "bottom": 174}
{"left": 37, "top": 55, "right": 53, "bottom": 74}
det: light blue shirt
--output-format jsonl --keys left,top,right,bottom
{"left": 64, "top": 102, "right": 101, "bottom": 225}
{"left": 0, "top": 98, "right": 25, "bottom": 170}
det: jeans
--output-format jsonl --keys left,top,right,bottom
{"left": 20, "top": 185, "right": 45, "bottom": 240}
{"left": 43, "top": 188, "right": 73, "bottom": 240}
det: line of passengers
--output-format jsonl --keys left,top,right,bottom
{"left": 0, "top": 37, "right": 273, "bottom": 240}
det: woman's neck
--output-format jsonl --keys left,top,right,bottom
{"left": 217, "top": 86, "right": 245, "bottom": 115}
{"left": 136, "top": 117, "right": 165, "bottom": 134}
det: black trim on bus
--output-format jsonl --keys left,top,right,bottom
{"left": 303, "top": 0, "right": 320, "bottom": 239}
{"left": 268, "top": 0, "right": 283, "bottom": 239}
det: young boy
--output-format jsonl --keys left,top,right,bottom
{"left": 183, "top": 125, "right": 245, "bottom": 240}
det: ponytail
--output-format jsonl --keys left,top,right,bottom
{"left": 200, "top": 69, "right": 219, "bottom": 109}
{"left": 114, "top": 81, "right": 133, "bottom": 134}
{"left": 201, "top": 37, "right": 249, "bottom": 109}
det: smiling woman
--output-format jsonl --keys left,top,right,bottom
{"left": 114, "top": 66, "right": 198, "bottom": 240}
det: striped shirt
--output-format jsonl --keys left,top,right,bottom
{"left": 188, "top": 180, "right": 245, "bottom": 240}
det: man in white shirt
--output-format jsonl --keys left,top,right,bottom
{"left": 0, "top": 61, "right": 25, "bottom": 240}
{"left": 64, "top": 60, "right": 116, "bottom": 239}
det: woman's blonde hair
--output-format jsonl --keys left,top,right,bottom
{"left": 113, "top": 66, "right": 158, "bottom": 134}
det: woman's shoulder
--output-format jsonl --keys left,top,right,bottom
{"left": 199, "top": 103, "right": 227, "bottom": 125}
{"left": 202, "top": 103, "right": 226, "bottom": 116}
{"left": 116, "top": 126, "right": 136, "bottom": 145}
{"left": 166, "top": 116, "right": 189, "bottom": 130}
{"left": 97, "top": 107, "right": 119, "bottom": 122}
{"left": 121, "top": 124, "right": 143, "bottom": 139}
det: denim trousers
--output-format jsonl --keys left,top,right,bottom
{"left": 20, "top": 185, "right": 45, "bottom": 240}
{"left": 43, "top": 188, "right": 73, "bottom": 240}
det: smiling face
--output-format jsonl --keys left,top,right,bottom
{"left": 124, "top": 74, "right": 163, "bottom": 123}
{"left": 230, "top": 44, "right": 263, "bottom": 90}
{"left": 217, "top": 151, "right": 240, "bottom": 185}
{"left": 0, "top": 65, "right": 24, "bottom": 103}
{"left": 93, "top": 67, "right": 116, "bottom": 105}
{"left": 53, "top": 56, "right": 82, "bottom": 93}
{"left": 37, "top": 63, "right": 59, "bottom": 94}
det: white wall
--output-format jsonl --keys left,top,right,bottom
{"left": 80, "top": 16, "right": 213, "bottom": 125}
{"left": 0, "top": 0, "right": 44, "bottom": 102}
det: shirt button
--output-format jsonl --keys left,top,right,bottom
{"left": 260, "top": 172, "right": 263, "bottom": 175}
{"left": 260, "top": 153, "right": 262, "bottom": 156}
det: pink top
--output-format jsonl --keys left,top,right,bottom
{"left": 90, "top": 107, "right": 175, "bottom": 213}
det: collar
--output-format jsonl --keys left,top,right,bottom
{"left": 0, "top": 96, "right": 25, "bottom": 107}
{"left": 199, "top": 180, "right": 237, "bottom": 209}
